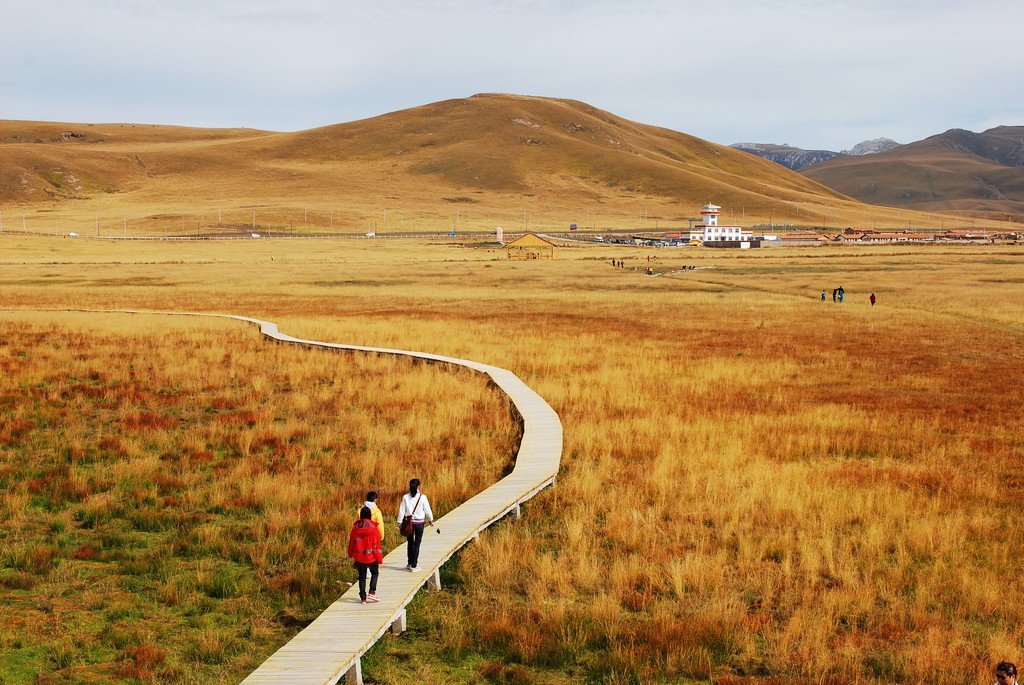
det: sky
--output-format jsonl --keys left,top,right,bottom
{"left": 4, "top": 0, "right": 1023, "bottom": 151}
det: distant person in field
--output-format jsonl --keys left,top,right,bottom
{"left": 838, "top": 286, "right": 845, "bottom": 303}
{"left": 821, "top": 290, "right": 826, "bottom": 301}
{"left": 994, "top": 662, "right": 1018, "bottom": 685}
{"left": 398, "top": 478, "right": 434, "bottom": 572}
{"left": 832, "top": 288, "right": 838, "bottom": 302}
{"left": 870, "top": 292, "right": 876, "bottom": 306}
{"left": 348, "top": 506, "right": 383, "bottom": 604}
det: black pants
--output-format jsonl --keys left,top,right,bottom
{"left": 355, "top": 561, "right": 378, "bottom": 600}
{"left": 406, "top": 522, "right": 425, "bottom": 567}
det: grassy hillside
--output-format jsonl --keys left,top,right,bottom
{"left": 0, "top": 95, "right": 973, "bottom": 234}
{"left": 803, "top": 126, "right": 1024, "bottom": 221}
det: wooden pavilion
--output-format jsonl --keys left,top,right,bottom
{"left": 505, "top": 233, "right": 556, "bottom": 260}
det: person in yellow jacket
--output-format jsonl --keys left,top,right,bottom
{"left": 359, "top": 491, "right": 385, "bottom": 542}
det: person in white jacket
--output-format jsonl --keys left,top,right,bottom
{"left": 397, "top": 478, "right": 433, "bottom": 571}
{"left": 994, "top": 662, "right": 1018, "bottom": 685}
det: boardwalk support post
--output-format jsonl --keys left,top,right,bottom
{"left": 391, "top": 609, "right": 407, "bottom": 635}
{"left": 344, "top": 658, "right": 362, "bottom": 685}
{"left": 426, "top": 568, "right": 441, "bottom": 592}
{"left": 508, "top": 503, "right": 522, "bottom": 521}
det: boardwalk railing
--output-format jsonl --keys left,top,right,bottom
{"left": 52, "top": 310, "right": 562, "bottom": 684}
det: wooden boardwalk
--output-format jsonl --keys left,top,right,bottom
{"left": 66, "top": 311, "right": 562, "bottom": 684}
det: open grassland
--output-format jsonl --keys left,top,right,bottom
{"left": 2, "top": 235, "right": 1023, "bottom": 684}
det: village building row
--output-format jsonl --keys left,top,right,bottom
{"left": 498, "top": 204, "right": 1019, "bottom": 256}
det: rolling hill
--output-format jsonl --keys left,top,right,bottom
{"left": 0, "top": 95, "right": 976, "bottom": 233}
{"left": 801, "top": 126, "right": 1024, "bottom": 219}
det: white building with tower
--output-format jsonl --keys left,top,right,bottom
{"left": 696, "top": 203, "right": 752, "bottom": 243}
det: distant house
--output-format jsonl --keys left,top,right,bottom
{"left": 942, "top": 229, "right": 989, "bottom": 241}
{"left": 837, "top": 232, "right": 934, "bottom": 243}
{"left": 506, "top": 233, "right": 556, "bottom": 259}
{"left": 862, "top": 232, "right": 934, "bottom": 243}
{"left": 779, "top": 233, "right": 830, "bottom": 244}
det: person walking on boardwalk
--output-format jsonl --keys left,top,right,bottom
{"left": 870, "top": 292, "right": 876, "bottom": 306}
{"left": 398, "top": 478, "right": 434, "bottom": 572}
{"left": 360, "top": 491, "right": 385, "bottom": 543}
{"left": 993, "top": 662, "right": 1017, "bottom": 685}
{"left": 348, "top": 506, "right": 383, "bottom": 604}
{"left": 357, "top": 491, "right": 385, "bottom": 584}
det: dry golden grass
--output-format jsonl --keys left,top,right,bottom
{"left": 0, "top": 306, "right": 517, "bottom": 683}
{"left": 2, "top": 233, "right": 1023, "bottom": 684}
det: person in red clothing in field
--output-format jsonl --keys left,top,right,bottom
{"left": 348, "top": 506, "right": 383, "bottom": 604}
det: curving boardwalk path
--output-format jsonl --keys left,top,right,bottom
{"left": 25, "top": 310, "right": 563, "bottom": 684}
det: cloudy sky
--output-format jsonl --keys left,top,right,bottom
{"left": 4, "top": 0, "right": 1022, "bottom": 151}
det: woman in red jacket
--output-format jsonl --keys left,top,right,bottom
{"left": 348, "top": 506, "right": 383, "bottom": 603}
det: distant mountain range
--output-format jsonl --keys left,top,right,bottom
{"left": 730, "top": 138, "right": 901, "bottom": 171}
{"left": 733, "top": 128, "right": 1024, "bottom": 218}
{"left": 801, "top": 127, "right": 1024, "bottom": 217}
